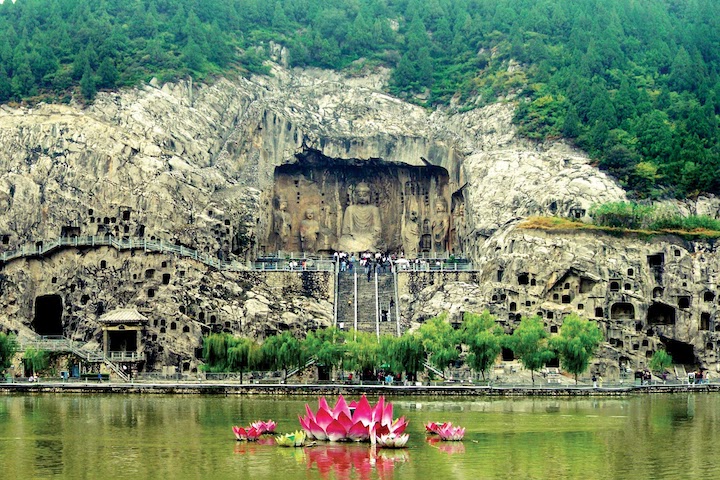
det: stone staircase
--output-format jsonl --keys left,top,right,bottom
{"left": 336, "top": 268, "right": 400, "bottom": 337}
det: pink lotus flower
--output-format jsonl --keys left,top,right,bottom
{"left": 232, "top": 425, "right": 262, "bottom": 441}
{"left": 424, "top": 421, "right": 465, "bottom": 441}
{"left": 251, "top": 420, "right": 277, "bottom": 434}
{"left": 299, "top": 395, "right": 408, "bottom": 442}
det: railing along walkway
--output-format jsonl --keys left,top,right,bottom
{"left": 0, "top": 236, "right": 336, "bottom": 271}
{"left": 16, "top": 335, "right": 134, "bottom": 381}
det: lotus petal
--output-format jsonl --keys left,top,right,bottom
{"left": 373, "top": 396, "right": 385, "bottom": 424}
{"left": 332, "top": 394, "right": 352, "bottom": 419}
{"left": 307, "top": 416, "right": 328, "bottom": 441}
{"left": 347, "top": 421, "right": 370, "bottom": 442}
{"left": 336, "top": 410, "right": 354, "bottom": 432}
{"left": 315, "top": 405, "right": 335, "bottom": 431}
{"left": 317, "top": 396, "right": 331, "bottom": 414}
{"left": 352, "top": 395, "right": 373, "bottom": 426}
{"left": 381, "top": 400, "right": 394, "bottom": 427}
{"left": 305, "top": 404, "right": 317, "bottom": 422}
{"left": 389, "top": 416, "right": 408, "bottom": 435}
{"left": 232, "top": 425, "right": 248, "bottom": 440}
{"left": 325, "top": 419, "right": 349, "bottom": 442}
{"left": 299, "top": 414, "right": 311, "bottom": 435}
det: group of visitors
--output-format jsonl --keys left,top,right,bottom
{"left": 688, "top": 370, "right": 710, "bottom": 384}
{"left": 334, "top": 251, "right": 394, "bottom": 280}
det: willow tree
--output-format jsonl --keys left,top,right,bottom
{"left": 418, "top": 313, "right": 459, "bottom": 376}
{"left": 202, "top": 333, "right": 231, "bottom": 371}
{"left": 261, "top": 331, "right": 306, "bottom": 382}
{"left": 303, "top": 327, "right": 347, "bottom": 374}
{"left": 344, "top": 330, "right": 380, "bottom": 377}
{"left": 505, "top": 315, "right": 555, "bottom": 383}
{"left": 227, "top": 337, "right": 260, "bottom": 383}
{"left": 23, "top": 347, "right": 49, "bottom": 377}
{"left": 459, "top": 311, "right": 505, "bottom": 381}
{"left": 550, "top": 314, "right": 603, "bottom": 384}
{"left": 383, "top": 332, "right": 426, "bottom": 382}
{"left": 0, "top": 332, "right": 17, "bottom": 375}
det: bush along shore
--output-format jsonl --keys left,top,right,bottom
{"left": 2, "top": 381, "right": 719, "bottom": 397}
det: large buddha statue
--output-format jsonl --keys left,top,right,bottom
{"left": 338, "top": 182, "right": 381, "bottom": 252}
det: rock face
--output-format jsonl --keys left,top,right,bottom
{"left": 1, "top": 63, "right": 719, "bottom": 376}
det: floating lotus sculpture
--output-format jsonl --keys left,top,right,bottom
{"left": 375, "top": 432, "right": 410, "bottom": 449}
{"left": 299, "top": 395, "right": 408, "bottom": 442}
{"left": 233, "top": 419, "right": 277, "bottom": 441}
{"left": 425, "top": 421, "right": 465, "bottom": 441}
{"left": 233, "top": 425, "right": 262, "bottom": 441}
{"left": 276, "top": 430, "right": 307, "bottom": 447}
{"left": 251, "top": 420, "right": 277, "bottom": 434}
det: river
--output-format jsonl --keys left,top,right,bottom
{"left": 1, "top": 393, "right": 718, "bottom": 479}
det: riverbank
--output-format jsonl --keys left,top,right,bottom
{"left": 2, "top": 381, "right": 719, "bottom": 396}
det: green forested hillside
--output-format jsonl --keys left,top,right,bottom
{"left": 1, "top": 0, "right": 718, "bottom": 198}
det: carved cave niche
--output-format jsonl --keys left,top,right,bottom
{"left": 266, "top": 151, "right": 453, "bottom": 254}
{"left": 700, "top": 312, "right": 711, "bottom": 331}
{"left": 579, "top": 277, "right": 596, "bottom": 294}
{"left": 704, "top": 291, "right": 715, "bottom": 302}
{"left": 653, "top": 287, "right": 664, "bottom": 298}
{"left": 610, "top": 302, "right": 635, "bottom": 320}
{"left": 647, "top": 303, "right": 676, "bottom": 325}
{"left": 678, "top": 296, "right": 691, "bottom": 309}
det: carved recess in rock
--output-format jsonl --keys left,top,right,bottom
{"left": 266, "top": 150, "right": 454, "bottom": 255}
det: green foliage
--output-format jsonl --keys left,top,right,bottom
{"left": 0, "top": 332, "right": 17, "bottom": 374}
{"left": 381, "top": 332, "right": 426, "bottom": 380}
{"left": 4, "top": 1, "right": 718, "bottom": 195}
{"left": 649, "top": 350, "right": 672, "bottom": 374}
{"left": 550, "top": 314, "right": 603, "bottom": 384}
{"left": 505, "top": 315, "right": 555, "bottom": 383}
{"left": 260, "top": 331, "right": 306, "bottom": 380}
{"left": 459, "top": 311, "right": 505, "bottom": 380}
{"left": 23, "top": 347, "right": 49, "bottom": 375}
{"left": 589, "top": 202, "right": 657, "bottom": 230}
{"left": 343, "top": 331, "right": 380, "bottom": 373}
{"left": 202, "top": 333, "right": 261, "bottom": 382}
{"left": 303, "top": 327, "right": 346, "bottom": 371}
{"left": 417, "top": 313, "right": 459, "bottom": 372}
{"left": 589, "top": 201, "right": 720, "bottom": 235}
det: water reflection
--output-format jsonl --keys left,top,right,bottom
{"left": 426, "top": 437, "right": 465, "bottom": 455}
{"left": 233, "top": 437, "right": 276, "bottom": 454}
{"left": 305, "top": 444, "right": 409, "bottom": 479}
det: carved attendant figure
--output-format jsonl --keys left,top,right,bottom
{"left": 402, "top": 205, "right": 420, "bottom": 256}
{"left": 299, "top": 208, "right": 320, "bottom": 252}
{"left": 431, "top": 199, "right": 449, "bottom": 253}
{"left": 339, "top": 182, "right": 381, "bottom": 252}
{"left": 273, "top": 195, "right": 292, "bottom": 250}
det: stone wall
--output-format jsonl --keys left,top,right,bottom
{"left": 0, "top": 249, "right": 334, "bottom": 373}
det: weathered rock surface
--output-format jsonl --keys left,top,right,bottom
{"left": 1, "top": 63, "right": 719, "bottom": 375}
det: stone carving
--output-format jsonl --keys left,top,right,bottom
{"left": 338, "top": 182, "right": 381, "bottom": 252}
{"left": 273, "top": 195, "right": 292, "bottom": 250}
{"left": 432, "top": 199, "right": 449, "bottom": 253}
{"left": 299, "top": 208, "right": 320, "bottom": 252}
{"left": 401, "top": 203, "right": 420, "bottom": 256}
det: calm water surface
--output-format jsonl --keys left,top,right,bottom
{"left": 1, "top": 393, "right": 719, "bottom": 479}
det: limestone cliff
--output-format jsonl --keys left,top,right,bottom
{"left": 1, "top": 64, "right": 718, "bottom": 376}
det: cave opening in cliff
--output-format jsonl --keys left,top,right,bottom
{"left": 32, "top": 295, "right": 63, "bottom": 336}
{"left": 266, "top": 149, "right": 458, "bottom": 256}
{"left": 647, "top": 303, "right": 676, "bottom": 325}
{"left": 661, "top": 337, "right": 696, "bottom": 365}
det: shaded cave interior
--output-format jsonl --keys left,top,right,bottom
{"left": 263, "top": 150, "right": 465, "bottom": 255}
